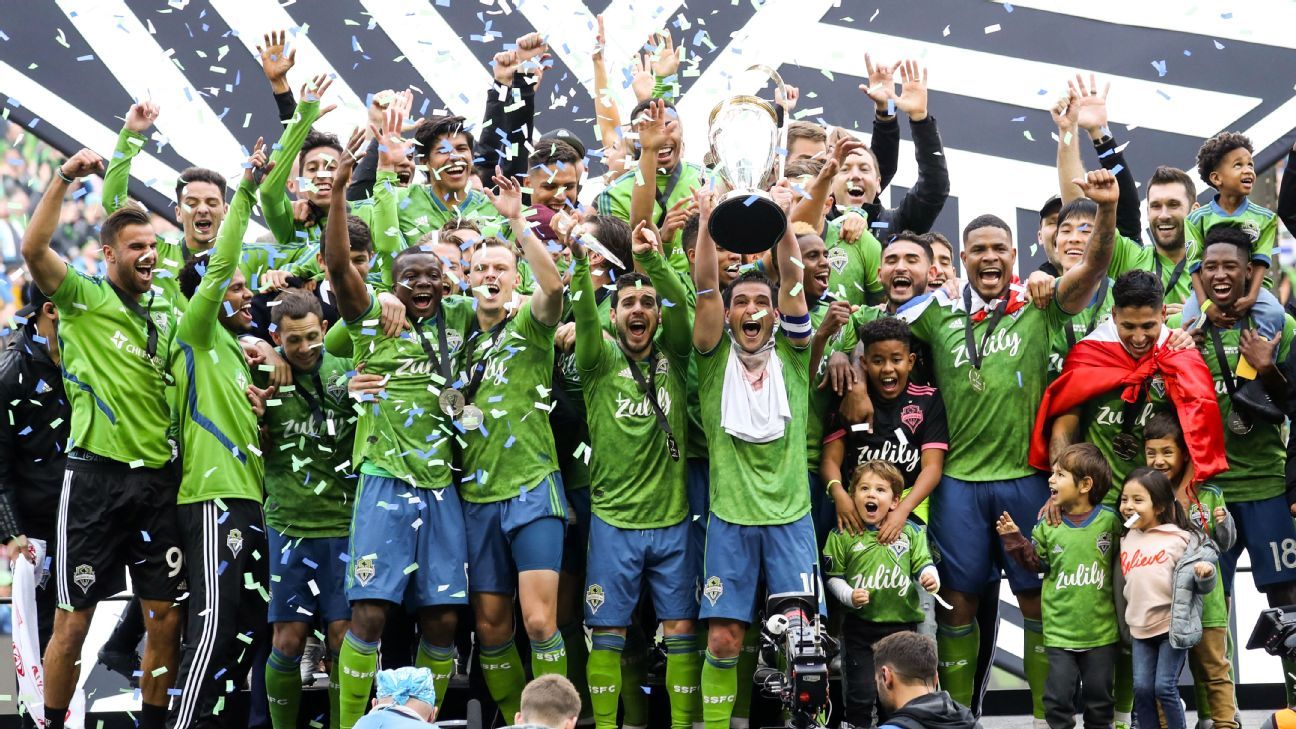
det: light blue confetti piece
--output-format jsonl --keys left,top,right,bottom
{"left": 1213, "top": 40, "right": 1225, "bottom": 50}
{"left": 1220, "top": 12, "right": 1232, "bottom": 18}
{"left": 1151, "top": 60, "right": 1167, "bottom": 77}
{"left": 1111, "top": 164, "right": 1124, "bottom": 175}
{"left": 142, "top": 531, "right": 152, "bottom": 543}
{"left": 1183, "top": 50, "right": 1191, "bottom": 56}
{"left": 1017, "top": 371, "right": 1023, "bottom": 387}
{"left": 504, "top": 435, "right": 515, "bottom": 448}
{"left": 1156, "top": 90, "right": 1170, "bottom": 100}
{"left": 1004, "top": 3, "right": 1014, "bottom": 10}
{"left": 1011, "top": 116, "right": 1025, "bottom": 122}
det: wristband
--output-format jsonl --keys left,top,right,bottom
{"left": 57, "top": 166, "right": 75, "bottom": 185}
{"left": 825, "top": 479, "right": 843, "bottom": 494}
{"left": 781, "top": 310, "right": 813, "bottom": 336}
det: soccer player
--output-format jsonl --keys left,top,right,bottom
{"left": 457, "top": 168, "right": 568, "bottom": 720}
{"left": 167, "top": 138, "right": 277, "bottom": 729}
{"left": 862, "top": 170, "right": 1119, "bottom": 721}
{"left": 691, "top": 181, "right": 816, "bottom": 728}
{"left": 324, "top": 129, "right": 473, "bottom": 728}
{"left": 1171, "top": 225, "right": 1296, "bottom": 697}
{"left": 260, "top": 290, "right": 358, "bottom": 729}
{"left": 261, "top": 126, "right": 342, "bottom": 248}
{"left": 1029, "top": 199, "right": 1114, "bottom": 375}
{"left": 22, "top": 149, "right": 184, "bottom": 729}
{"left": 570, "top": 221, "right": 698, "bottom": 729}
{"left": 920, "top": 232, "right": 957, "bottom": 287}
{"left": 526, "top": 140, "right": 584, "bottom": 211}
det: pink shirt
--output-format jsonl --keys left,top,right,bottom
{"left": 1120, "top": 524, "right": 1189, "bottom": 639}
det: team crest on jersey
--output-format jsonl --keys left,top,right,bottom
{"left": 1150, "top": 375, "right": 1166, "bottom": 398}
{"left": 888, "top": 533, "right": 911, "bottom": 561}
{"left": 73, "top": 564, "right": 96, "bottom": 593}
{"left": 655, "top": 357, "right": 671, "bottom": 377}
{"left": 152, "top": 312, "right": 171, "bottom": 332}
{"left": 1096, "top": 531, "right": 1112, "bottom": 557}
{"left": 585, "top": 584, "right": 606, "bottom": 614}
{"left": 703, "top": 576, "right": 724, "bottom": 607}
{"left": 445, "top": 328, "right": 465, "bottom": 353}
{"left": 226, "top": 529, "right": 244, "bottom": 558}
{"left": 827, "top": 247, "right": 849, "bottom": 273}
{"left": 851, "top": 541, "right": 866, "bottom": 553}
{"left": 326, "top": 376, "right": 349, "bottom": 403}
{"left": 1189, "top": 502, "right": 1206, "bottom": 526}
{"left": 1241, "top": 219, "right": 1261, "bottom": 242}
{"left": 900, "top": 404, "right": 924, "bottom": 433}
{"left": 354, "top": 557, "right": 376, "bottom": 587}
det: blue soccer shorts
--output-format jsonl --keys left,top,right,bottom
{"left": 928, "top": 473, "right": 1050, "bottom": 595}
{"left": 268, "top": 528, "right": 351, "bottom": 625}
{"left": 584, "top": 515, "right": 697, "bottom": 627}
{"left": 463, "top": 472, "right": 567, "bottom": 593}
{"left": 699, "top": 513, "right": 825, "bottom": 623}
{"left": 1218, "top": 494, "right": 1296, "bottom": 591}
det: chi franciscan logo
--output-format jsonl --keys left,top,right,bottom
{"left": 703, "top": 576, "right": 724, "bottom": 606}
{"left": 226, "top": 528, "right": 244, "bottom": 558}
{"left": 73, "top": 564, "right": 96, "bottom": 593}
{"left": 585, "top": 584, "right": 605, "bottom": 614}
{"left": 111, "top": 330, "right": 128, "bottom": 349}
{"left": 354, "top": 557, "right": 376, "bottom": 587}
{"left": 900, "top": 404, "right": 923, "bottom": 433}
{"left": 1096, "top": 531, "right": 1112, "bottom": 557}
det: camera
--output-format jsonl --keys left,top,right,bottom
{"left": 755, "top": 589, "right": 835, "bottom": 728}
{"left": 1246, "top": 605, "right": 1296, "bottom": 661}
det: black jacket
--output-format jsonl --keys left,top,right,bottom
{"left": 855, "top": 115, "right": 950, "bottom": 237}
{"left": 882, "top": 691, "right": 983, "bottom": 729}
{"left": 0, "top": 327, "right": 70, "bottom": 541}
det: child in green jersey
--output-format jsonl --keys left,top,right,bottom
{"left": 823, "top": 460, "right": 938, "bottom": 727}
{"left": 1143, "top": 412, "right": 1240, "bottom": 729}
{"left": 1183, "top": 132, "right": 1283, "bottom": 337}
{"left": 998, "top": 443, "right": 1120, "bottom": 729}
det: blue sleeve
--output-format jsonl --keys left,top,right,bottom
{"left": 1252, "top": 288, "right": 1286, "bottom": 339}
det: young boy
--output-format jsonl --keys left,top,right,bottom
{"left": 1183, "top": 131, "right": 1283, "bottom": 336}
{"left": 823, "top": 460, "right": 939, "bottom": 728}
{"left": 997, "top": 443, "right": 1121, "bottom": 729}
{"left": 1143, "top": 411, "right": 1239, "bottom": 729}
{"left": 821, "top": 317, "right": 947, "bottom": 532}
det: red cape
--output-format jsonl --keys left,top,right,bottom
{"left": 1029, "top": 322, "right": 1227, "bottom": 482}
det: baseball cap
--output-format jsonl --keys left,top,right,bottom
{"left": 1039, "top": 195, "right": 1062, "bottom": 220}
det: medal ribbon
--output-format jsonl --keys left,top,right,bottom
{"left": 622, "top": 348, "right": 679, "bottom": 461}
{"left": 962, "top": 285, "right": 1008, "bottom": 371}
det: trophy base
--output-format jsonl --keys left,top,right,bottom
{"left": 708, "top": 191, "right": 788, "bottom": 255}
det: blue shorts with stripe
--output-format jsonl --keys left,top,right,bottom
{"left": 699, "top": 513, "right": 825, "bottom": 622}
{"left": 464, "top": 472, "right": 567, "bottom": 593}
{"left": 1218, "top": 494, "right": 1296, "bottom": 590}
{"left": 929, "top": 473, "right": 1049, "bottom": 594}
{"left": 267, "top": 528, "right": 351, "bottom": 625}
{"left": 584, "top": 515, "right": 697, "bottom": 627}
{"left": 345, "top": 473, "right": 468, "bottom": 607}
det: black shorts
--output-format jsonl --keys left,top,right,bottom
{"left": 56, "top": 453, "right": 185, "bottom": 610}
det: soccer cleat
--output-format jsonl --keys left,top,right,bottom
{"left": 301, "top": 636, "right": 326, "bottom": 686}
{"left": 97, "top": 647, "right": 141, "bottom": 688}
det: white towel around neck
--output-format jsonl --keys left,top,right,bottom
{"left": 720, "top": 334, "right": 791, "bottom": 443}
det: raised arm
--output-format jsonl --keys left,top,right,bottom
{"left": 487, "top": 169, "right": 564, "bottom": 325}
{"left": 1054, "top": 87, "right": 1085, "bottom": 204}
{"left": 569, "top": 239, "right": 603, "bottom": 372}
{"left": 630, "top": 99, "right": 676, "bottom": 231}
{"left": 260, "top": 75, "right": 329, "bottom": 244}
{"left": 888, "top": 62, "right": 948, "bottom": 235}
{"left": 635, "top": 223, "right": 692, "bottom": 357}
{"left": 791, "top": 135, "right": 864, "bottom": 231}
{"left": 772, "top": 180, "right": 810, "bottom": 346}
{"left": 859, "top": 54, "right": 900, "bottom": 190}
{"left": 23, "top": 150, "right": 104, "bottom": 296}
{"left": 591, "top": 15, "right": 623, "bottom": 153}
{"left": 691, "top": 188, "right": 724, "bottom": 352}
{"left": 103, "top": 102, "right": 159, "bottom": 214}
{"left": 370, "top": 102, "right": 415, "bottom": 286}
{"left": 1055, "top": 169, "right": 1119, "bottom": 314}
{"left": 255, "top": 30, "right": 298, "bottom": 122}
{"left": 325, "top": 129, "right": 373, "bottom": 324}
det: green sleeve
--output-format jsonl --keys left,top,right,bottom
{"left": 1184, "top": 215, "right": 1205, "bottom": 252}
{"left": 1031, "top": 522, "right": 1051, "bottom": 575}
{"left": 572, "top": 257, "right": 604, "bottom": 373}
{"left": 1279, "top": 315, "right": 1295, "bottom": 362}
{"left": 372, "top": 170, "right": 406, "bottom": 289}
{"left": 324, "top": 320, "right": 355, "bottom": 358}
{"left": 103, "top": 128, "right": 146, "bottom": 214}
{"left": 180, "top": 180, "right": 254, "bottom": 350}
{"left": 260, "top": 101, "right": 323, "bottom": 245}
{"left": 861, "top": 232, "right": 884, "bottom": 296}
{"left": 1256, "top": 213, "right": 1277, "bottom": 264}
{"left": 1107, "top": 232, "right": 1138, "bottom": 278}
{"left": 821, "top": 531, "right": 845, "bottom": 578}
{"left": 594, "top": 182, "right": 630, "bottom": 222}
{"left": 48, "top": 264, "right": 98, "bottom": 312}
{"left": 636, "top": 249, "right": 691, "bottom": 358}
{"left": 909, "top": 526, "right": 934, "bottom": 574}
{"left": 652, "top": 74, "right": 679, "bottom": 101}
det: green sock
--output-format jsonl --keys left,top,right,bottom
{"left": 702, "top": 650, "right": 738, "bottom": 729}
{"left": 621, "top": 630, "right": 650, "bottom": 728}
{"left": 936, "top": 622, "right": 979, "bottom": 706}
{"left": 481, "top": 640, "right": 527, "bottom": 720}
{"left": 665, "top": 634, "right": 702, "bottom": 729}
{"left": 1283, "top": 657, "right": 1296, "bottom": 706}
{"left": 416, "top": 640, "right": 456, "bottom": 710}
{"left": 532, "top": 631, "right": 568, "bottom": 678}
{"left": 1114, "top": 646, "right": 1133, "bottom": 717}
{"left": 731, "top": 625, "right": 759, "bottom": 724}
{"left": 337, "top": 632, "right": 379, "bottom": 729}
{"left": 562, "top": 622, "right": 593, "bottom": 724}
{"left": 265, "top": 648, "right": 302, "bottom": 729}
{"left": 1022, "top": 618, "right": 1048, "bottom": 721}
{"left": 587, "top": 633, "right": 625, "bottom": 729}
{"left": 328, "top": 651, "right": 341, "bottom": 729}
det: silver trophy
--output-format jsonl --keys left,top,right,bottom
{"left": 706, "top": 65, "right": 789, "bottom": 254}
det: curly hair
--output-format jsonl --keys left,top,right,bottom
{"left": 1195, "top": 132, "right": 1252, "bottom": 187}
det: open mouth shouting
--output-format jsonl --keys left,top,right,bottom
{"left": 439, "top": 159, "right": 469, "bottom": 184}
{"left": 134, "top": 257, "right": 156, "bottom": 287}
{"left": 976, "top": 262, "right": 1004, "bottom": 290}
{"left": 876, "top": 372, "right": 901, "bottom": 398}
{"left": 655, "top": 145, "right": 675, "bottom": 168}
{"left": 812, "top": 269, "right": 830, "bottom": 290}
{"left": 889, "top": 271, "right": 913, "bottom": 298}
{"left": 410, "top": 290, "right": 435, "bottom": 311}
{"left": 844, "top": 181, "right": 867, "bottom": 204}
{"left": 1209, "top": 278, "right": 1233, "bottom": 302}
{"left": 861, "top": 498, "right": 883, "bottom": 522}
{"left": 193, "top": 218, "right": 214, "bottom": 238}
{"left": 740, "top": 318, "right": 763, "bottom": 341}
{"left": 627, "top": 318, "right": 648, "bottom": 337}
{"left": 236, "top": 301, "right": 253, "bottom": 325}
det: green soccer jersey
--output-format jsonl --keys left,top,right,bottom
{"left": 575, "top": 252, "right": 690, "bottom": 528}
{"left": 822, "top": 522, "right": 934, "bottom": 624}
{"left": 1186, "top": 197, "right": 1278, "bottom": 276}
{"left": 807, "top": 298, "right": 853, "bottom": 471}
{"left": 50, "top": 266, "right": 179, "bottom": 468}
{"left": 594, "top": 162, "right": 709, "bottom": 276}
{"left": 902, "top": 285, "right": 1070, "bottom": 481}
{"left": 1048, "top": 281, "right": 1114, "bottom": 376}
{"left": 697, "top": 334, "right": 811, "bottom": 526}
{"left": 1183, "top": 483, "right": 1229, "bottom": 628}
{"left": 351, "top": 179, "right": 508, "bottom": 260}
{"left": 1078, "top": 386, "right": 1163, "bottom": 502}
{"left": 1166, "top": 313, "right": 1294, "bottom": 503}
{"left": 1106, "top": 232, "right": 1197, "bottom": 306}
{"left": 170, "top": 181, "right": 264, "bottom": 504}
{"left": 458, "top": 301, "right": 561, "bottom": 503}
{"left": 348, "top": 294, "right": 476, "bottom": 488}
{"left": 261, "top": 351, "right": 358, "bottom": 537}
{"left": 259, "top": 100, "right": 327, "bottom": 248}
{"left": 1031, "top": 506, "right": 1121, "bottom": 649}
{"left": 554, "top": 286, "right": 616, "bottom": 491}
{"left": 824, "top": 213, "right": 884, "bottom": 308}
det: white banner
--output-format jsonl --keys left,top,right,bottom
{"left": 12, "top": 538, "right": 85, "bottom": 729}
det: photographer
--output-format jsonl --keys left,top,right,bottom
{"left": 874, "top": 632, "right": 981, "bottom": 729}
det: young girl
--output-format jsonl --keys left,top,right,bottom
{"left": 1117, "top": 468, "right": 1219, "bottom": 729}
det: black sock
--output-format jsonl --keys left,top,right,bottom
{"left": 139, "top": 702, "right": 169, "bottom": 729}
{"left": 43, "top": 707, "right": 66, "bottom": 729}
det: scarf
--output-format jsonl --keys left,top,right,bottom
{"left": 720, "top": 331, "right": 790, "bottom": 443}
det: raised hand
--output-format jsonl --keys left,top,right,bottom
{"left": 493, "top": 49, "right": 520, "bottom": 86}
{"left": 635, "top": 98, "right": 674, "bottom": 153}
{"left": 860, "top": 53, "right": 899, "bottom": 114}
{"left": 256, "top": 30, "right": 296, "bottom": 93}
{"left": 336, "top": 127, "right": 368, "bottom": 190}
{"left": 371, "top": 104, "right": 410, "bottom": 173}
{"left": 692, "top": 185, "right": 715, "bottom": 220}
{"left": 485, "top": 167, "right": 524, "bottom": 220}
{"left": 893, "top": 60, "right": 929, "bottom": 121}
{"left": 770, "top": 178, "right": 795, "bottom": 214}
{"left": 649, "top": 31, "right": 681, "bottom": 77}
{"left": 124, "top": 101, "right": 160, "bottom": 135}
{"left": 816, "top": 300, "right": 853, "bottom": 341}
{"left": 995, "top": 511, "right": 1019, "bottom": 536}
{"left": 300, "top": 74, "right": 337, "bottom": 116}
{"left": 631, "top": 220, "right": 660, "bottom": 256}
{"left": 592, "top": 14, "right": 607, "bottom": 60}
{"left": 776, "top": 85, "right": 800, "bottom": 115}
{"left": 630, "top": 53, "right": 655, "bottom": 103}
{"left": 1069, "top": 73, "right": 1111, "bottom": 136}
{"left": 1050, "top": 87, "right": 1079, "bottom": 135}
{"left": 1073, "top": 169, "right": 1119, "bottom": 206}
{"left": 60, "top": 149, "right": 105, "bottom": 180}
{"left": 244, "top": 136, "right": 275, "bottom": 187}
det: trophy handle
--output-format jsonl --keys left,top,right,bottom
{"left": 747, "top": 64, "right": 789, "bottom": 182}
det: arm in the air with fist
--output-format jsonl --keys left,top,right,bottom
{"left": 1055, "top": 169, "right": 1120, "bottom": 315}
{"left": 261, "top": 75, "right": 331, "bottom": 245}
{"left": 996, "top": 512, "right": 1046, "bottom": 573}
{"left": 23, "top": 150, "right": 106, "bottom": 296}
{"left": 104, "top": 102, "right": 159, "bottom": 214}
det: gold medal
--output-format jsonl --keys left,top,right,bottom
{"left": 1112, "top": 432, "right": 1139, "bottom": 461}
{"left": 1227, "top": 410, "right": 1252, "bottom": 436}
{"left": 969, "top": 368, "right": 985, "bottom": 393}
{"left": 438, "top": 388, "right": 465, "bottom": 417}
{"left": 460, "top": 404, "right": 484, "bottom": 431}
